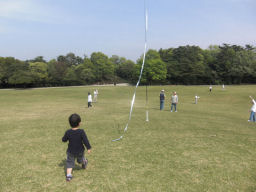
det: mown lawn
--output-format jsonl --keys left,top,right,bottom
{"left": 0, "top": 85, "right": 256, "bottom": 192}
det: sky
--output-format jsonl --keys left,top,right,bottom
{"left": 0, "top": 0, "right": 255, "bottom": 61}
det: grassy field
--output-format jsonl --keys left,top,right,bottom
{"left": 0, "top": 85, "right": 256, "bottom": 192}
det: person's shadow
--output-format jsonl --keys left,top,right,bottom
{"left": 58, "top": 159, "right": 82, "bottom": 176}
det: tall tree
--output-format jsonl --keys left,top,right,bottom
{"left": 29, "top": 62, "right": 48, "bottom": 85}
{"left": 135, "top": 49, "right": 167, "bottom": 84}
{"left": 167, "top": 46, "right": 206, "bottom": 84}
{"left": 91, "top": 52, "right": 114, "bottom": 82}
{"left": 7, "top": 59, "right": 33, "bottom": 87}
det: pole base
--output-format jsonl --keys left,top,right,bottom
{"left": 146, "top": 110, "right": 149, "bottom": 122}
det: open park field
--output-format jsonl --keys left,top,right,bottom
{"left": 0, "top": 85, "right": 256, "bottom": 192}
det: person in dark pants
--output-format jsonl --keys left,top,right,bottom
{"left": 62, "top": 113, "right": 92, "bottom": 181}
{"left": 209, "top": 85, "right": 212, "bottom": 92}
{"left": 160, "top": 90, "right": 165, "bottom": 110}
{"left": 171, "top": 91, "right": 178, "bottom": 112}
{"left": 88, "top": 92, "right": 92, "bottom": 107}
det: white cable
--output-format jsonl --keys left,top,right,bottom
{"left": 112, "top": 4, "right": 148, "bottom": 142}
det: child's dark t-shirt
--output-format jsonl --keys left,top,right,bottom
{"left": 62, "top": 129, "right": 91, "bottom": 155}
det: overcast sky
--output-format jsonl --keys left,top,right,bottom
{"left": 0, "top": 0, "right": 255, "bottom": 61}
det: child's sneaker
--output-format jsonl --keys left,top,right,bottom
{"left": 82, "top": 159, "right": 88, "bottom": 169}
{"left": 66, "top": 175, "right": 72, "bottom": 182}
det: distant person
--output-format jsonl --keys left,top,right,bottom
{"left": 248, "top": 96, "right": 256, "bottom": 122}
{"left": 88, "top": 92, "right": 92, "bottom": 108}
{"left": 195, "top": 95, "right": 200, "bottom": 104}
{"left": 93, "top": 89, "right": 98, "bottom": 102}
{"left": 209, "top": 85, "right": 212, "bottom": 92}
{"left": 222, "top": 84, "right": 225, "bottom": 90}
{"left": 62, "top": 113, "right": 92, "bottom": 181}
{"left": 159, "top": 90, "right": 165, "bottom": 110}
{"left": 171, "top": 91, "right": 178, "bottom": 112}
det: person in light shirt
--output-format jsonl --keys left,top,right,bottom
{"left": 248, "top": 96, "right": 256, "bottom": 122}
{"left": 171, "top": 91, "right": 178, "bottom": 112}
{"left": 209, "top": 85, "right": 212, "bottom": 92}
{"left": 93, "top": 89, "right": 98, "bottom": 102}
{"left": 88, "top": 92, "right": 92, "bottom": 108}
{"left": 195, "top": 95, "right": 200, "bottom": 104}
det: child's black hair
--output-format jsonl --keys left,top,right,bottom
{"left": 69, "top": 113, "right": 81, "bottom": 128}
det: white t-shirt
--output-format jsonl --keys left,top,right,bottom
{"left": 251, "top": 99, "right": 256, "bottom": 112}
{"left": 88, "top": 95, "right": 92, "bottom": 102}
{"left": 171, "top": 95, "right": 178, "bottom": 103}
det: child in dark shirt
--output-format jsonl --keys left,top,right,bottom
{"left": 62, "top": 113, "right": 92, "bottom": 181}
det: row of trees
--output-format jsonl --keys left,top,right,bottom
{"left": 0, "top": 44, "right": 256, "bottom": 88}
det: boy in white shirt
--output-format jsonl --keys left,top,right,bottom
{"left": 88, "top": 92, "right": 92, "bottom": 108}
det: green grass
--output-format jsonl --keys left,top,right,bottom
{"left": 1, "top": 85, "right": 256, "bottom": 192}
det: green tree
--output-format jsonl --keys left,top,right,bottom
{"left": 64, "top": 66, "right": 78, "bottom": 85}
{"left": 6, "top": 58, "right": 33, "bottom": 87}
{"left": 203, "top": 45, "right": 220, "bottom": 84}
{"left": 168, "top": 46, "right": 206, "bottom": 84}
{"left": 91, "top": 52, "right": 114, "bottom": 82}
{"left": 109, "top": 55, "right": 135, "bottom": 82}
{"left": 65, "top": 52, "right": 83, "bottom": 67}
{"left": 29, "top": 62, "right": 48, "bottom": 85}
{"left": 29, "top": 56, "right": 46, "bottom": 63}
{"left": 135, "top": 49, "right": 167, "bottom": 84}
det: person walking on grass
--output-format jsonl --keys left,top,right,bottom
{"left": 88, "top": 92, "right": 92, "bottom": 108}
{"left": 171, "top": 91, "right": 178, "bottom": 112}
{"left": 248, "top": 96, "right": 256, "bottom": 122}
{"left": 62, "top": 113, "right": 92, "bottom": 182}
{"left": 160, "top": 90, "right": 165, "bottom": 110}
{"left": 209, "top": 85, "right": 212, "bottom": 92}
{"left": 93, "top": 89, "right": 98, "bottom": 102}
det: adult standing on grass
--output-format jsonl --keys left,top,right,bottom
{"left": 93, "top": 89, "right": 98, "bottom": 102}
{"left": 195, "top": 95, "right": 200, "bottom": 104}
{"left": 248, "top": 96, "right": 256, "bottom": 122}
{"left": 171, "top": 91, "right": 178, "bottom": 112}
{"left": 62, "top": 113, "right": 92, "bottom": 182}
{"left": 160, "top": 90, "right": 165, "bottom": 110}
{"left": 88, "top": 92, "right": 92, "bottom": 108}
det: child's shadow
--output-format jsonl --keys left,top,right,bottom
{"left": 58, "top": 159, "right": 82, "bottom": 176}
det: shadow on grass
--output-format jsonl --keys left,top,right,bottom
{"left": 58, "top": 159, "right": 83, "bottom": 176}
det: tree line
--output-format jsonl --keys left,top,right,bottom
{"left": 0, "top": 44, "right": 255, "bottom": 88}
